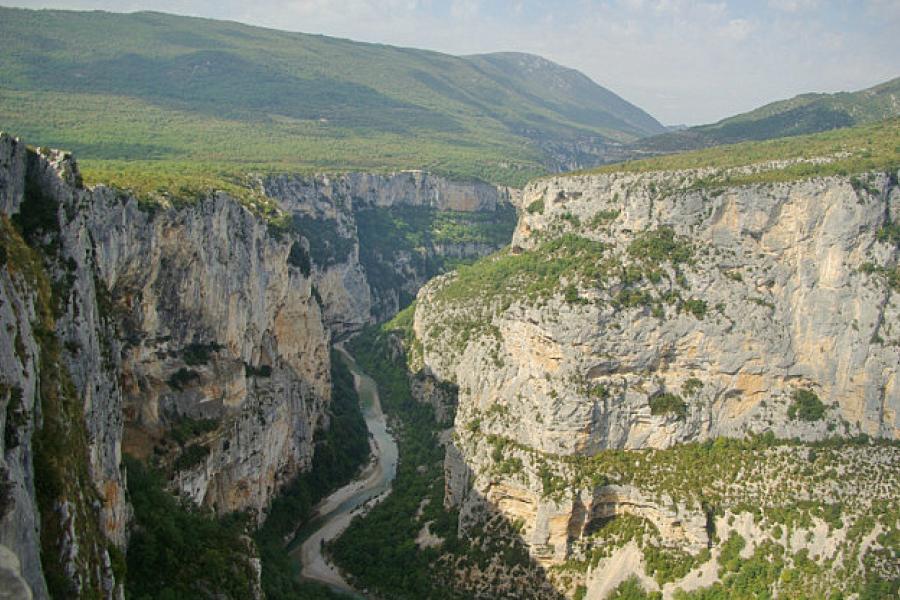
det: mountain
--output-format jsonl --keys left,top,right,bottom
{"left": 0, "top": 7, "right": 664, "bottom": 186}
{"left": 623, "top": 76, "right": 900, "bottom": 158}
{"left": 1, "top": 94, "right": 898, "bottom": 600}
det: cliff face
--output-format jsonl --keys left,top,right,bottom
{"left": 418, "top": 168, "right": 899, "bottom": 453}
{"left": 92, "top": 193, "right": 331, "bottom": 516}
{"left": 263, "top": 171, "right": 518, "bottom": 326}
{"left": 0, "top": 133, "right": 516, "bottom": 598}
{"left": 413, "top": 164, "right": 900, "bottom": 597}
{"left": 1, "top": 137, "right": 130, "bottom": 599}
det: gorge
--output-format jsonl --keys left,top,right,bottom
{"left": 293, "top": 347, "right": 398, "bottom": 596}
{"left": 0, "top": 9, "right": 898, "bottom": 596}
{"left": 0, "top": 132, "right": 514, "bottom": 599}
{"left": 2, "top": 121, "right": 899, "bottom": 598}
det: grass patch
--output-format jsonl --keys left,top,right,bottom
{"left": 578, "top": 117, "right": 900, "bottom": 186}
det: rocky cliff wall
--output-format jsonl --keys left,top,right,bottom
{"left": 0, "top": 132, "right": 519, "bottom": 598}
{"left": 414, "top": 163, "right": 900, "bottom": 597}
{"left": 1, "top": 137, "right": 129, "bottom": 599}
{"left": 419, "top": 168, "right": 899, "bottom": 454}
{"left": 263, "top": 172, "right": 518, "bottom": 325}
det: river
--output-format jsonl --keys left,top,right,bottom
{"left": 289, "top": 345, "right": 399, "bottom": 597}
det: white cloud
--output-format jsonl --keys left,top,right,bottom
{"left": 449, "top": 0, "right": 480, "bottom": 19}
{"left": 718, "top": 17, "right": 756, "bottom": 41}
{"left": 768, "top": 0, "right": 820, "bottom": 12}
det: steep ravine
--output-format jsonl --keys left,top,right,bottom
{"left": 410, "top": 164, "right": 900, "bottom": 597}
{"left": 0, "top": 132, "right": 515, "bottom": 599}
{"left": 293, "top": 346, "right": 398, "bottom": 596}
{"left": 4, "top": 128, "right": 898, "bottom": 599}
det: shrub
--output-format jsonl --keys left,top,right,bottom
{"left": 788, "top": 389, "right": 825, "bottom": 421}
{"left": 287, "top": 241, "right": 311, "bottom": 276}
{"left": 168, "top": 416, "right": 219, "bottom": 446}
{"left": 589, "top": 209, "right": 620, "bottom": 229}
{"left": 245, "top": 363, "right": 273, "bottom": 378}
{"left": 183, "top": 342, "right": 223, "bottom": 366}
{"left": 649, "top": 393, "right": 687, "bottom": 419}
{"left": 4, "top": 385, "right": 27, "bottom": 450}
{"left": 609, "top": 576, "right": 662, "bottom": 600}
{"left": 167, "top": 367, "right": 200, "bottom": 390}
{"left": 627, "top": 227, "right": 692, "bottom": 264}
{"left": 526, "top": 199, "right": 545, "bottom": 214}
{"left": 682, "top": 378, "right": 703, "bottom": 397}
{"left": 173, "top": 444, "right": 210, "bottom": 471}
{"left": 682, "top": 298, "right": 707, "bottom": 318}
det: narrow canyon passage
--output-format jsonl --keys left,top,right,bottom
{"left": 291, "top": 346, "right": 400, "bottom": 597}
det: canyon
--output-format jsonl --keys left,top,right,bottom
{"left": 1, "top": 128, "right": 899, "bottom": 599}
{"left": 0, "top": 132, "right": 513, "bottom": 599}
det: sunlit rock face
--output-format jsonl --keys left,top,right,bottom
{"left": 414, "top": 164, "right": 900, "bottom": 595}
{"left": 0, "top": 131, "right": 520, "bottom": 598}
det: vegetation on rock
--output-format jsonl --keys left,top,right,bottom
{"left": 580, "top": 117, "right": 900, "bottom": 187}
{"left": 124, "top": 457, "right": 257, "bottom": 600}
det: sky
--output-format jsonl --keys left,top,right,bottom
{"left": 4, "top": 0, "right": 899, "bottom": 125}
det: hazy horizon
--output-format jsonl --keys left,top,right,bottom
{"left": 2, "top": 0, "right": 899, "bottom": 125}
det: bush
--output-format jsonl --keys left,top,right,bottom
{"left": 682, "top": 378, "right": 703, "bottom": 397}
{"left": 287, "top": 241, "right": 311, "bottom": 276}
{"left": 788, "top": 389, "right": 825, "bottom": 421}
{"left": 173, "top": 444, "right": 210, "bottom": 471}
{"left": 183, "top": 342, "right": 223, "bottom": 366}
{"left": 609, "top": 576, "right": 662, "bottom": 600}
{"left": 244, "top": 363, "right": 273, "bottom": 378}
{"left": 168, "top": 416, "right": 219, "bottom": 446}
{"left": 526, "top": 199, "right": 545, "bottom": 214}
{"left": 681, "top": 298, "right": 707, "bottom": 318}
{"left": 627, "top": 227, "right": 692, "bottom": 264}
{"left": 649, "top": 393, "right": 687, "bottom": 419}
{"left": 167, "top": 367, "right": 200, "bottom": 390}
{"left": 717, "top": 531, "right": 746, "bottom": 574}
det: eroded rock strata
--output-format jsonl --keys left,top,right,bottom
{"left": 413, "top": 164, "right": 900, "bottom": 597}
{"left": 0, "top": 133, "right": 514, "bottom": 598}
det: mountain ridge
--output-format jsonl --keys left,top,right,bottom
{"left": 0, "top": 6, "right": 664, "bottom": 186}
{"left": 620, "top": 75, "right": 900, "bottom": 159}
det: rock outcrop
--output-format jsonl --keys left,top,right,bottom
{"left": 414, "top": 163, "right": 900, "bottom": 597}
{"left": 263, "top": 171, "right": 518, "bottom": 325}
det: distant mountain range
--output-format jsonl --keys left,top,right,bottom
{"left": 616, "top": 76, "right": 900, "bottom": 161}
{"left": 0, "top": 7, "right": 663, "bottom": 185}
{"left": 0, "top": 7, "right": 896, "bottom": 188}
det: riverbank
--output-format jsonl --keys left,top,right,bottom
{"left": 253, "top": 349, "right": 371, "bottom": 600}
{"left": 292, "top": 346, "right": 399, "bottom": 596}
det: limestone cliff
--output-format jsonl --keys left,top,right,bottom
{"left": 1, "top": 137, "right": 129, "bottom": 599}
{"left": 414, "top": 162, "right": 900, "bottom": 597}
{"left": 0, "top": 132, "right": 517, "bottom": 598}
{"left": 263, "top": 171, "right": 518, "bottom": 326}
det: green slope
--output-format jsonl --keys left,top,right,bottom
{"left": 0, "top": 7, "right": 663, "bottom": 187}
{"left": 577, "top": 116, "right": 900, "bottom": 187}
{"left": 631, "top": 76, "right": 900, "bottom": 156}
